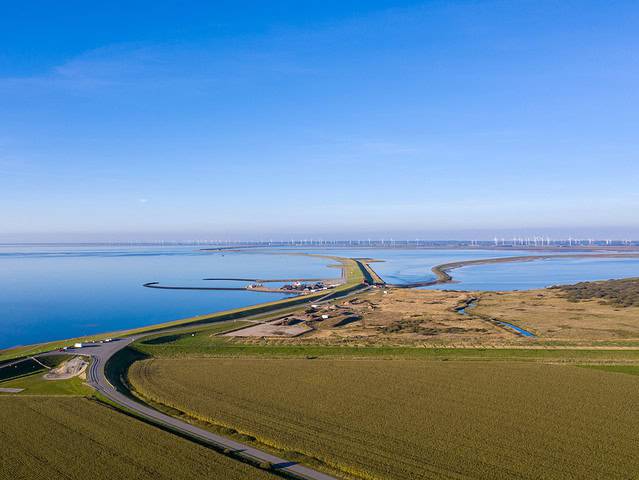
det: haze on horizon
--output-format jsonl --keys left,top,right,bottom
{"left": 2, "top": 1, "right": 638, "bottom": 242}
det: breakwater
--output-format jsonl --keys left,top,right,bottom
{"left": 144, "top": 275, "right": 338, "bottom": 293}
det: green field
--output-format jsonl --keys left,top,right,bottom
{"left": 135, "top": 330, "right": 639, "bottom": 362}
{"left": 0, "top": 396, "right": 276, "bottom": 480}
{"left": 583, "top": 364, "right": 639, "bottom": 376}
{"left": 129, "top": 358, "right": 639, "bottom": 480}
{"left": 0, "top": 371, "right": 92, "bottom": 396}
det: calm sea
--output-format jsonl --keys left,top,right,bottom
{"left": 0, "top": 246, "right": 335, "bottom": 349}
{"left": 296, "top": 248, "right": 638, "bottom": 290}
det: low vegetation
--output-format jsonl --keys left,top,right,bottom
{"left": 553, "top": 277, "right": 639, "bottom": 307}
{"left": 583, "top": 364, "right": 639, "bottom": 376}
{"left": 0, "top": 397, "right": 276, "bottom": 480}
{"left": 133, "top": 328, "right": 639, "bottom": 361}
{"left": 129, "top": 358, "right": 639, "bottom": 480}
{"left": 0, "top": 371, "right": 92, "bottom": 396}
{"left": 475, "top": 287, "right": 639, "bottom": 342}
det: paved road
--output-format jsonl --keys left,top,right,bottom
{"left": 82, "top": 335, "right": 337, "bottom": 480}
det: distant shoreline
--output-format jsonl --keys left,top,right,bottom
{"left": 204, "top": 245, "right": 639, "bottom": 253}
{"left": 387, "top": 253, "right": 639, "bottom": 288}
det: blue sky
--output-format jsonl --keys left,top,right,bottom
{"left": 2, "top": 1, "right": 638, "bottom": 241}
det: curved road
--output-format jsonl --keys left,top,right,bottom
{"left": 4, "top": 284, "right": 369, "bottom": 480}
{"left": 2, "top": 258, "right": 374, "bottom": 479}
{"left": 82, "top": 335, "right": 337, "bottom": 480}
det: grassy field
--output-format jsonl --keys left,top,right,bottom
{"left": 134, "top": 330, "right": 639, "bottom": 362}
{"left": 129, "top": 357, "right": 639, "bottom": 480}
{"left": 0, "top": 371, "right": 92, "bottom": 396}
{"left": 0, "top": 396, "right": 276, "bottom": 480}
{"left": 583, "top": 364, "right": 639, "bottom": 376}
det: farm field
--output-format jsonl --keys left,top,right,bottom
{"left": 0, "top": 396, "right": 276, "bottom": 480}
{"left": 129, "top": 358, "right": 639, "bottom": 480}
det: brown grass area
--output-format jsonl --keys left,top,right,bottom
{"left": 474, "top": 289, "right": 639, "bottom": 341}
{"left": 229, "top": 286, "right": 639, "bottom": 347}
{"left": 283, "top": 289, "right": 509, "bottom": 345}
{"left": 238, "top": 288, "right": 518, "bottom": 347}
{"left": 129, "top": 357, "right": 639, "bottom": 480}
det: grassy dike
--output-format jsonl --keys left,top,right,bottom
{"left": 0, "top": 255, "right": 368, "bottom": 364}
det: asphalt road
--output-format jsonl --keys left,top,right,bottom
{"left": 80, "top": 334, "right": 337, "bottom": 480}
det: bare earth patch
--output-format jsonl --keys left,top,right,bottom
{"left": 43, "top": 356, "right": 88, "bottom": 380}
{"left": 225, "top": 318, "right": 312, "bottom": 337}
